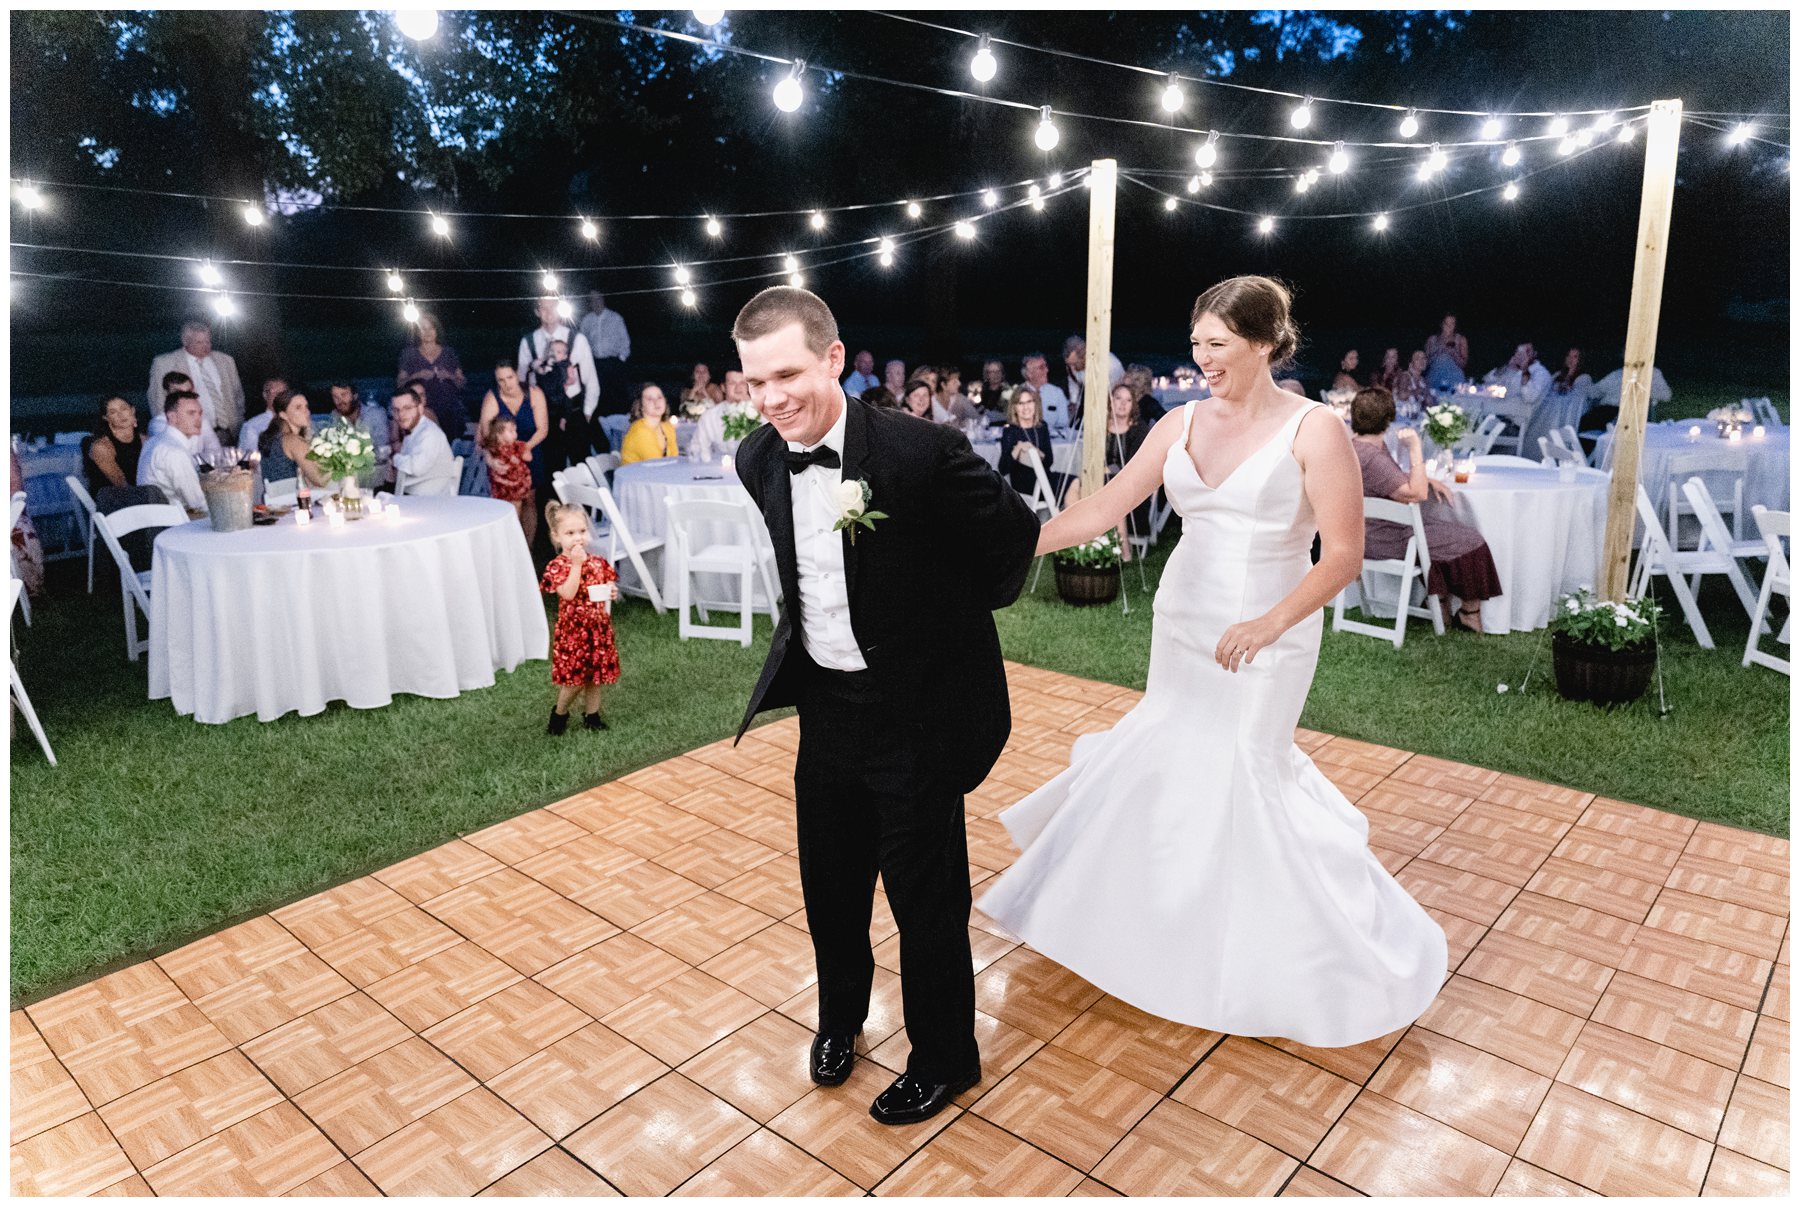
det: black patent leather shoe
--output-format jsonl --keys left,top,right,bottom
{"left": 809, "top": 1032, "right": 859, "bottom": 1086}
{"left": 868, "top": 1066, "right": 981, "bottom": 1126}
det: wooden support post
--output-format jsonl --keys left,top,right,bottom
{"left": 1081, "top": 159, "right": 1118, "bottom": 497}
{"left": 1600, "top": 98, "right": 1682, "bottom": 600}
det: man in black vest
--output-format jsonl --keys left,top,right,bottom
{"left": 732, "top": 286, "right": 1039, "bottom": 1125}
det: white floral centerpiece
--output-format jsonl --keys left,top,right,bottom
{"left": 308, "top": 422, "right": 376, "bottom": 512}
{"left": 680, "top": 395, "right": 711, "bottom": 420}
{"left": 1422, "top": 401, "right": 1471, "bottom": 449}
{"left": 1707, "top": 403, "right": 1753, "bottom": 437}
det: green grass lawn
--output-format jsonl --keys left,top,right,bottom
{"left": 9, "top": 513, "right": 1790, "bottom": 1004}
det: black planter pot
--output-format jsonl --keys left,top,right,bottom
{"left": 1055, "top": 561, "right": 1120, "bottom": 606}
{"left": 1551, "top": 633, "right": 1656, "bottom": 705}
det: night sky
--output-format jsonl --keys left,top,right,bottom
{"left": 8, "top": 8, "right": 1790, "bottom": 411}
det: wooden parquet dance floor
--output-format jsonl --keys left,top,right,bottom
{"left": 10, "top": 664, "right": 1790, "bottom": 1196}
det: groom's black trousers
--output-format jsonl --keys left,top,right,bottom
{"left": 793, "top": 658, "right": 980, "bottom": 1084}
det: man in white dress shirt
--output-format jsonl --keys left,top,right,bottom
{"left": 390, "top": 389, "right": 459, "bottom": 496}
{"left": 841, "top": 349, "right": 881, "bottom": 396}
{"left": 237, "top": 377, "right": 288, "bottom": 456}
{"left": 579, "top": 291, "right": 633, "bottom": 417}
{"left": 1020, "top": 353, "right": 1072, "bottom": 429}
{"left": 149, "top": 368, "right": 227, "bottom": 464}
{"left": 692, "top": 368, "right": 752, "bottom": 462}
{"left": 1483, "top": 342, "right": 1553, "bottom": 407}
{"left": 138, "top": 391, "right": 209, "bottom": 515}
{"left": 1061, "top": 334, "right": 1126, "bottom": 425}
{"left": 147, "top": 319, "right": 245, "bottom": 445}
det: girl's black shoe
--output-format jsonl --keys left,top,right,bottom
{"left": 583, "top": 712, "right": 609, "bottom": 731}
{"left": 547, "top": 709, "right": 570, "bottom": 735}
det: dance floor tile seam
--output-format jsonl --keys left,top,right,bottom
{"left": 11, "top": 664, "right": 1790, "bottom": 1199}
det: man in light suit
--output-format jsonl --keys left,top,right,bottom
{"left": 147, "top": 318, "right": 245, "bottom": 447}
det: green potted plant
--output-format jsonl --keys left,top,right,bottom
{"left": 1548, "top": 588, "right": 1661, "bottom": 705}
{"left": 1055, "top": 531, "right": 1122, "bottom": 606}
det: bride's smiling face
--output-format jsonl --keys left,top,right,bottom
{"left": 1190, "top": 312, "right": 1270, "bottom": 401}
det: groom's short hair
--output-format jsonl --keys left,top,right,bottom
{"left": 732, "top": 286, "right": 840, "bottom": 358}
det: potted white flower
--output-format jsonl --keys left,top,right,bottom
{"left": 1548, "top": 588, "right": 1661, "bottom": 705}
{"left": 1054, "top": 531, "right": 1123, "bottom": 605}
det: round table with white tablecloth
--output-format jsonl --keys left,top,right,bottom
{"left": 1447, "top": 464, "right": 1609, "bottom": 634}
{"left": 1596, "top": 423, "right": 1790, "bottom": 516}
{"left": 608, "top": 457, "right": 776, "bottom": 610}
{"left": 148, "top": 497, "right": 548, "bottom": 724}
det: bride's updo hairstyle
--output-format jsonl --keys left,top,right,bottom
{"left": 1190, "top": 276, "right": 1301, "bottom": 373}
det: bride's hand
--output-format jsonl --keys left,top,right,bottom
{"left": 1215, "top": 613, "right": 1285, "bottom": 673}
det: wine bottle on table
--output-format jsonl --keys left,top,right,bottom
{"left": 296, "top": 480, "right": 311, "bottom": 514}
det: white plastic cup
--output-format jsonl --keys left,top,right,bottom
{"left": 588, "top": 582, "right": 613, "bottom": 613}
{"left": 294, "top": 507, "right": 312, "bottom": 527}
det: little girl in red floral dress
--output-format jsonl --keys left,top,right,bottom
{"left": 540, "top": 500, "right": 620, "bottom": 733}
{"left": 484, "top": 415, "right": 536, "bottom": 543}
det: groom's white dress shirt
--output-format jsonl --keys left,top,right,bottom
{"left": 788, "top": 393, "right": 866, "bottom": 672}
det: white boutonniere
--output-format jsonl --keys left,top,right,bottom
{"left": 830, "top": 477, "right": 887, "bottom": 544}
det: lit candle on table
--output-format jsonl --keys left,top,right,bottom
{"left": 1753, "top": 425, "right": 1766, "bottom": 439}
{"left": 1688, "top": 425, "right": 1701, "bottom": 440}
{"left": 294, "top": 507, "right": 311, "bottom": 527}
{"left": 721, "top": 454, "right": 734, "bottom": 474}
{"left": 1727, "top": 428, "right": 1742, "bottom": 443}
{"left": 385, "top": 500, "right": 399, "bottom": 520}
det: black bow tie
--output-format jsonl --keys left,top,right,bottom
{"left": 785, "top": 445, "right": 841, "bottom": 474}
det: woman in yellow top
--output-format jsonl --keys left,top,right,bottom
{"left": 619, "top": 383, "right": 680, "bottom": 464}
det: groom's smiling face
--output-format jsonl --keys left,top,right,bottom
{"left": 738, "top": 321, "right": 846, "bottom": 447}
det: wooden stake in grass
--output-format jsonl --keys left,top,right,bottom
{"left": 1600, "top": 98, "right": 1683, "bottom": 600}
{"left": 1081, "top": 159, "right": 1118, "bottom": 498}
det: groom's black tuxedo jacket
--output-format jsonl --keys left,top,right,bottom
{"left": 736, "top": 398, "right": 1041, "bottom": 793}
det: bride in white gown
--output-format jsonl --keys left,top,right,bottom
{"left": 978, "top": 276, "right": 1446, "bottom": 1048}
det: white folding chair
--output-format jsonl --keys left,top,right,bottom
{"left": 1472, "top": 454, "right": 1540, "bottom": 469}
{"left": 1022, "top": 450, "right": 1062, "bottom": 596}
{"left": 10, "top": 579, "right": 55, "bottom": 765}
{"left": 263, "top": 477, "right": 299, "bottom": 508}
{"left": 63, "top": 476, "right": 100, "bottom": 593}
{"left": 1743, "top": 506, "right": 1790, "bottom": 674}
{"left": 1558, "top": 424, "right": 1583, "bottom": 455}
{"left": 1485, "top": 398, "right": 1536, "bottom": 456}
{"left": 1746, "top": 397, "right": 1784, "bottom": 429}
{"left": 1537, "top": 435, "right": 1587, "bottom": 467}
{"left": 1469, "top": 414, "right": 1506, "bottom": 455}
{"left": 1681, "top": 477, "right": 1764, "bottom": 623}
{"left": 586, "top": 452, "right": 621, "bottom": 482}
{"left": 1664, "top": 447, "right": 1746, "bottom": 549}
{"left": 1628, "top": 483, "right": 1750, "bottom": 651}
{"left": 599, "top": 413, "right": 632, "bottom": 454}
{"left": 9, "top": 493, "right": 30, "bottom": 626}
{"left": 560, "top": 478, "right": 666, "bottom": 613}
{"left": 91, "top": 502, "right": 186, "bottom": 661}
{"left": 1332, "top": 497, "right": 1445, "bottom": 648}
{"left": 664, "top": 497, "right": 779, "bottom": 647}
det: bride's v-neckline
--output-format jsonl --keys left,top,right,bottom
{"left": 1176, "top": 400, "right": 1312, "bottom": 492}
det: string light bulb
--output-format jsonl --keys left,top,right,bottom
{"left": 982, "top": 188, "right": 999, "bottom": 208}
{"left": 1290, "top": 96, "right": 1314, "bottom": 129}
{"left": 1199, "top": 171, "right": 1213, "bottom": 187}
{"left": 1558, "top": 135, "right": 1578, "bottom": 156}
{"left": 1616, "top": 122, "right": 1635, "bottom": 143}
{"left": 680, "top": 288, "right": 698, "bottom": 307}
{"left": 1294, "top": 175, "right": 1311, "bottom": 194}
{"left": 394, "top": 10, "right": 438, "bottom": 41}
{"left": 1591, "top": 112, "right": 1614, "bottom": 133}
{"left": 970, "top": 34, "right": 997, "bottom": 83}
{"left": 705, "top": 215, "right": 723, "bottom": 238}
{"left": 197, "top": 262, "right": 223, "bottom": 287}
{"left": 1503, "top": 181, "right": 1521, "bottom": 201}
{"left": 1034, "top": 106, "right": 1059, "bottom": 151}
{"left": 212, "top": 294, "right": 236, "bottom": 318}
{"left": 1328, "top": 141, "right": 1350, "bottom": 174}
{"left": 905, "top": 200, "right": 922, "bottom": 219}
{"left": 1161, "top": 74, "right": 1184, "bottom": 113}
{"left": 1195, "top": 130, "right": 1220, "bottom": 169}
{"left": 809, "top": 210, "right": 826, "bottom": 231}
{"left": 1047, "top": 170, "right": 1063, "bottom": 189}
{"left": 1030, "top": 195, "right": 1044, "bottom": 212}
{"left": 877, "top": 237, "right": 895, "bottom": 256}
{"left": 879, "top": 250, "right": 895, "bottom": 267}
{"left": 692, "top": 9, "right": 724, "bottom": 25}
{"left": 773, "top": 60, "right": 805, "bottom": 113}
{"left": 788, "top": 272, "right": 804, "bottom": 287}
{"left": 1576, "top": 128, "right": 1594, "bottom": 146}
{"left": 1373, "top": 213, "right": 1390, "bottom": 232}
{"left": 386, "top": 271, "right": 404, "bottom": 293}
{"left": 541, "top": 271, "right": 559, "bottom": 291}
{"left": 555, "top": 298, "right": 573, "bottom": 320}
{"left": 429, "top": 213, "right": 450, "bottom": 237}
{"left": 1027, "top": 183, "right": 1040, "bottom": 201}
{"left": 1164, "top": 195, "right": 1179, "bottom": 211}
{"left": 673, "top": 265, "right": 691, "bottom": 285}
{"left": 1727, "top": 122, "right": 1755, "bottom": 146}
{"left": 1480, "top": 116, "right": 1502, "bottom": 140}
{"left": 954, "top": 220, "right": 976, "bottom": 240}
{"left": 1399, "top": 108, "right": 1420, "bottom": 139}
{"left": 579, "top": 218, "right": 598, "bottom": 241}
{"left": 402, "top": 299, "right": 420, "bottom": 323}
{"left": 14, "top": 181, "right": 44, "bottom": 210}
{"left": 1187, "top": 175, "right": 1201, "bottom": 193}
{"left": 1418, "top": 143, "right": 1447, "bottom": 179}
{"left": 241, "top": 204, "right": 264, "bottom": 227}
{"left": 1501, "top": 141, "right": 1522, "bottom": 167}
{"left": 1548, "top": 114, "right": 1569, "bottom": 136}
{"left": 1256, "top": 216, "right": 1275, "bottom": 235}
{"left": 782, "top": 253, "right": 798, "bottom": 273}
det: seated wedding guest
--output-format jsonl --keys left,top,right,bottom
{"left": 977, "top": 358, "right": 1013, "bottom": 415}
{"left": 1062, "top": 383, "right": 1151, "bottom": 557}
{"left": 997, "top": 385, "right": 1058, "bottom": 497}
{"left": 391, "top": 388, "right": 459, "bottom": 495}
{"left": 10, "top": 457, "right": 43, "bottom": 597}
{"left": 259, "top": 389, "right": 332, "bottom": 490}
{"left": 900, "top": 378, "right": 935, "bottom": 420}
{"left": 1124, "top": 363, "right": 1166, "bottom": 421}
{"left": 238, "top": 377, "right": 288, "bottom": 455}
{"left": 680, "top": 362, "right": 724, "bottom": 411}
{"left": 882, "top": 358, "right": 907, "bottom": 400}
{"left": 1062, "top": 334, "right": 1125, "bottom": 417}
{"left": 842, "top": 349, "right": 881, "bottom": 396}
{"left": 1350, "top": 386, "right": 1502, "bottom": 634}
{"left": 619, "top": 383, "right": 680, "bottom": 464}
{"left": 84, "top": 396, "right": 145, "bottom": 494}
{"left": 150, "top": 369, "right": 226, "bottom": 463}
{"left": 1423, "top": 312, "right": 1470, "bottom": 390}
{"left": 1021, "top": 352, "right": 1072, "bottom": 428}
{"left": 916, "top": 366, "right": 940, "bottom": 396}
{"left": 692, "top": 368, "right": 754, "bottom": 461}
{"left": 1392, "top": 350, "right": 1433, "bottom": 409}
{"left": 398, "top": 311, "right": 468, "bottom": 439}
{"left": 1371, "top": 348, "right": 1402, "bottom": 392}
{"left": 1333, "top": 349, "right": 1362, "bottom": 392}
{"left": 147, "top": 316, "right": 244, "bottom": 446}
{"left": 860, "top": 384, "right": 899, "bottom": 409}
{"left": 329, "top": 381, "right": 391, "bottom": 486}
{"left": 1584, "top": 357, "right": 1672, "bottom": 430}
{"left": 932, "top": 367, "right": 982, "bottom": 424}
{"left": 1483, "top": 341, "right": 1551, "bottom": 406}
{"left": 137, "top": 391, "right": 210, "bottom": 516}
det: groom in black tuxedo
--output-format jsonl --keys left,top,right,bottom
{"left": 732, "top": 287, "right": 1040, "bottom": 1125}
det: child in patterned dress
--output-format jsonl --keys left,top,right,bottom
{"left": 483, "top": 415, "right": 536, "bottom": 543}
{"left": 540, "top": 501, "right": 621, "bottom": 733}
